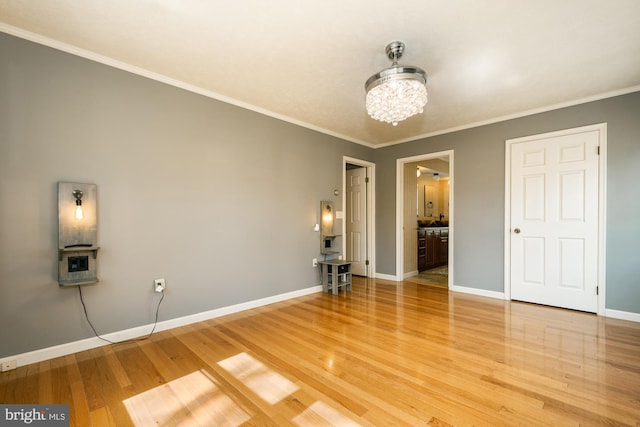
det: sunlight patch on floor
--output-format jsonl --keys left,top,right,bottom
{"left": 123, "top": 370, "right": 250, "bottom": 426}
{"left": 123, "top": 352, "right": 362, "bottom": 425}
{"left": 218, "top": 352, "right": 299, "bottom": 405}
{"left": 292, "top": 401, "right": 362, "bottom": 427}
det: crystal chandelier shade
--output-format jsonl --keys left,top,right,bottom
{"left": 365, "top": 41, "right": 428, "bottom": 126}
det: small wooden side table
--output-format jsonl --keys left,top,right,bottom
{"left": 318, "top": 259, "right": 352, "bottom": 294}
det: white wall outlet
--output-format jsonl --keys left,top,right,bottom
{"left": 314, "top": 223, "right": 320, "bottom": 232}
{"left": 154, "top": 278, "right": 166, "bottom": 293}
{"left": 312, "top": 258, "right": 318, "bottom": 267}
{"left": 1, "top": 359, "right": 17, "bottom": 372}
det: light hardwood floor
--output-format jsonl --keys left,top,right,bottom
{"left": 1, "top": 277, "right": 639, "bottom": 426}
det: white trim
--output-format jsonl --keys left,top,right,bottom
{"left": 375, "top": 273, "right": 399, "bottom": 282}
{"left": 396, "top": 150, "right": 454, "bottom": 288}
{"left": 0, "top": 23, "right": 375, "bottom": 149}
{"left": 3, "top": 23, "right": 638, "bottom": 151}
{"left": 343, "top": 156, "right": 376, "bottom": 278}
{"left": 454, "top": 287, "right": 639, "bottom": 322}
{"left": 0, "top": 285, "right": 322, "bottom": 370}
{"left": 597, "top": 125, "right": 608, "bottom": 315}
{"left": 605, "top": 309, "right": 640, "bottom": 323}
{"left": 373, "top": 86, "right": 640, "bottom": 149}
{"left": 450, "top": 285, "right": 505, "bottom": 300}
{"left": 504, "top": 123, "right": 607, "bottom": 314}
{"left": 504, "top": 141, "right": 512, "bottom": 301}
{"left": 448, "top": 154, "right": 455, "bottom": 290}
{"left": 395, "top": 159, "right": 404, "bottom": 282}
{"left": 404, "top": 270, "right": 419, "bottom": 279}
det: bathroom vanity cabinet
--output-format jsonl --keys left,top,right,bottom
{"left": 418, "top": 227, "right": 448, "bottom": 271}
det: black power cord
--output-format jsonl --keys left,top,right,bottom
{"left": 78, "top": 285, "right": 164, "bottom": 345}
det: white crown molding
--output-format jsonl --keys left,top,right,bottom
{"left": 375, "top": 85, "right": 640, "bottom": 148}
{"left": 0, "top": 23, "right": 375, "bottom": 148}
{"left": 4, "top": 23, "right": 638, "bottom": 150}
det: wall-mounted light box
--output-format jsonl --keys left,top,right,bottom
{"left": 320, "top": 200, "right": 340, "bottom": 255}
{"left": 58, "top": 182, "right": 100, "bottom": 286}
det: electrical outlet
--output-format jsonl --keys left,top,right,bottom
{"left": 312, "top": 258, "right": 318, "bottom": 267}
{"left": 154, "top": 278, "right": 166, "bottom": 293}
{"left": 1, "top": 360, "right": 17, "bottom": 372}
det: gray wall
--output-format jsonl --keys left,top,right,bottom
{"left": 2, "top": 31, "right": 638, "bottom": 359}
{"left": 0, "top": 33, "right": 372, "bottom": 357}
{"left": 374, "top": 91, "right": 640, "bottom": 314}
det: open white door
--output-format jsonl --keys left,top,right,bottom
{"left": 346, "top": 166, "right": 367, "bottom": 276}
{"left": 508, "top": 125, "right": 603, "bottom": 312}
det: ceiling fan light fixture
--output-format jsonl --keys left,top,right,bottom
{"left": 365, "top": 41, "right": 428, "bottom": 126}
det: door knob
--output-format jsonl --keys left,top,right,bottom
{"left": 514, "top": 228, "right": 521, "bottom": 234}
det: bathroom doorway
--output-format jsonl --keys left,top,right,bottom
{"left": 396, "top": 150, "right": 453, "bottom": 287}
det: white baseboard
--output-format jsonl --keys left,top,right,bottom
{"left": 605, "top": 308, "right": 640, "bottom": 323}
{"left": 403, "top": 270, "right": 418, "bottom": 279}
{"left": 375, "top": 272, "right": 399, "bottom": 281}
{"left": 450, "top": 285, "right": 506, "bottom": 300}
{"left": 0, "top": 285, "right": 322, "bottom": 370}
{"left": 450, "top": 286, "right": 639, "bottom": 322}
{"left": 4, "top": 282, "right": 636, "bottom": 371}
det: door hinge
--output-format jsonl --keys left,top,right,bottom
{"left": 365, "top": 260, "right": 369, "bottom": 266}
{"left": 365, "top": 177, "right": 369, "bottom": 183}
{"left": 597, "top": 146, "right": 600, "bottom": 155}
{"left": 596, "top": 286, "right": 599, "bottom": 295}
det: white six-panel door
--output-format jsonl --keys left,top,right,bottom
{"left": 509, "top": 126, "right": 601, "bottom": 312}
{"left": 346, "top": 167, "right": 367, "bottom": 276}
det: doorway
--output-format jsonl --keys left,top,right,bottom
{"left": 343, "top": 156, "right": 375, "bottom": 277}
{"left": 396, "top": 150, "right": 454, "bottom": 286}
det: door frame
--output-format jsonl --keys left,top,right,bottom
{"left": 503, "top": 123, "right": 607, "bottom": 315}
{"left": 343, "top": 156, "right": 375, "bottom": 277}
{"left": 396, "top": 150, "right": 454, "bottom": 284}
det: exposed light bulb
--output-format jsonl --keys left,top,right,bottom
{"left": 75, "top": 205, "right": 84, "bottom": 220}
{"left": 72, "top": 189, "right": 84, "bottom": 220}
{"left": 323, "top": 205, "right": 332, "bottom": 221}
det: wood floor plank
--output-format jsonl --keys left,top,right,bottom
{"left": 37, "top": 360, "right": 53, "bottom": 403}
{"left": 65, "top": 354, "right": 92, "bottom": 427}
{"left": 87, "top": 348, "right": 135, "bottom": 427}
{"left": 1, "top": 277, "right": 639, "bottom": 426}
{"left": 90, "top": 406, "right": 117, "bottom": 427}
{"left": 101, "top": 346, "right": 133, "bottom": 389}
{"left": 211, "top": 320, "right": 411, "bottom": 425}
{"left": 263, "top": 297, "right": 552, "bottom": 424}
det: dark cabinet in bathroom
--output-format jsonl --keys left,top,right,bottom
{"left": 418, "top": 228, "right": 448, "bottom": 271}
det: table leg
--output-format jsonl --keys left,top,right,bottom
{"left": 332, "top": 269, "right": 338, "bottom": 295}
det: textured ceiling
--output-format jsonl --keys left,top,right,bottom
{"left": 1, "top": 0, "right": 639, "bottom": 147}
